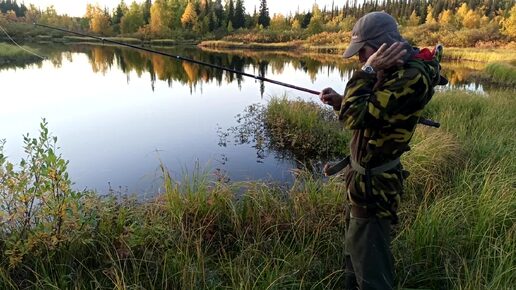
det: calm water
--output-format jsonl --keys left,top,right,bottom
{"left": 0, "top": 43, "right": 485, "bottom": 194}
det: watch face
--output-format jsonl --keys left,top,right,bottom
{"left": 364, "top": 65, "right": 374, "bottom": 74}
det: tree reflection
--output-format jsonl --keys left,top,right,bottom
{"left": 2, "top": 44, "right": 491, "bottom": 95}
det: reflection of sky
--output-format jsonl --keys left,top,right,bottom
{"left": 436, "top": 83, "right": 485, "bottom": 95}
{"left": 1, "top": 50, "right": 349, "bottom": 194}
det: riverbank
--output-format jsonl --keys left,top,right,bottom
{"left": 1, "top": 88, "right": 514, "bottom": 289}
{"left": 0, "top": 42, "right": 43, "bottom": 68}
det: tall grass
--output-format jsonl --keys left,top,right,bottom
{"left": 0, "top": 90, "right": 514, "bottom": 289}
{"left": 395, "top": 90, "right": 516, "bottom": 289}
{"left": 484, "top": 62, "right": 516, "bottom": 85}
{"left": 445, "top": 48, "right": 516, "bottom": 63}
{"left": 0, "top": 43, "right": 41, "bottom": 63}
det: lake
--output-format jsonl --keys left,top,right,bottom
{"left": 0, "top": 43, "right": 486, "bottom": 194}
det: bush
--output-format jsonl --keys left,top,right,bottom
{"left": 305, "top": 31, "right": 350, "bottom": 47}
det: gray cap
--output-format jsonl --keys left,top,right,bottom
{"left": 343, "top": 12, "right": 404, "bottom": 58}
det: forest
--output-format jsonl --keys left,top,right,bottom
{"left": 0, "top": 0, "right": 515, "bottom": 47}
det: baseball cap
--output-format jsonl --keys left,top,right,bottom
{"left": 343, "top": 12, "right": 400, "bottom": 58}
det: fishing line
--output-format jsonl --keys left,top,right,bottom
{"left": 34, "top": 23, "right": 439, "bottom": 127}
{"left": 0, "top": 24, "right": 46, "bottom": 60}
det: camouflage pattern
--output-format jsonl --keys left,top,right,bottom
{"left": 338, "top": 57, "right": 441, "bottom": 221}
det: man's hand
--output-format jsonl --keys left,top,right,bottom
{"left": 365, "top": 42, "right": 407, "bottom": 71}
{"left": 320, "top": 87, "right": 343, "bottom": 111}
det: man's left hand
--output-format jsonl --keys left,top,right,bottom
{"left": 365, "top": 42, "right": 407, "bottom": 71}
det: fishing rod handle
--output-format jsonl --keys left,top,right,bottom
{"left": 418, "top": 118, "right": 441, "bottom": 128}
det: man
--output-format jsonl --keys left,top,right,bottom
{"left": 320, "top": 12, "right": 445, "bottom": 290}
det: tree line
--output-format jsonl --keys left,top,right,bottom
{"left": 0, "top": 0, "right": 515, "bottom": 40}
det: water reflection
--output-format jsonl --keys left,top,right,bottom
{"left": 28, "top": 44, "right": 360, "bottom": 95}
{"left": 4, "top": 43, "right": 491, "bottom": 94}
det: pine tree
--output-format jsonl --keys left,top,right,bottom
{"left": 142, "top": 0, "right": 151, "bottom": 24}
{"left": 234, "top": 0, "right": 245, "bottom": 29}
{"left": 258, "top": 0, "right": 270, "bottom": 27}
{"left": 112, "top": 0, "right": 127, "bottom": 25}
{"left": 226, "top": 0, "right": 235, "bottom": 27}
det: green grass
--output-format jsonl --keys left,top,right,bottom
{"left": 199, "top": 40, "right": 302, "bottom": 51}
{"left": 445, "top": 48, "right": 516, "bottom": 63}
{"left": 484, "top": 62, "right": 516, "bottom": 85}
{"left": 0, "top": 43, "right": 43, "bottom": 68}
{"left": 0, "top": 90, "right": 514, "bottom": 289}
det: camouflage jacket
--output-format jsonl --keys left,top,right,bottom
{"left": 338, "top": 57, "right": 441, "bottom": 222}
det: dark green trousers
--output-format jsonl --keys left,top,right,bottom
{"left": 344, "top": 209, "right": 394, "bottom": 290}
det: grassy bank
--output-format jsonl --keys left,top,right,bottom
{"left": 445, "top": 48, "right": 516, "bottom": 63}
{"left": 0, "top": 90, "right": 515, "bottom": 289}
{"left": 199, "top": 31, "right": 350, "bottom": 53}
{"left": 198, "top": 40, "right": 303, "bottom": 51}
{"left": 483, "top": 61, "right": 516, "bottom": 85}
{"left": 0, "top": 43, "right": 43, "bottom": 67}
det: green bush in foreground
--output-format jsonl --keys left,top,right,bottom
{"left": 0, "top": 90, "right": 514, "bottom": 289}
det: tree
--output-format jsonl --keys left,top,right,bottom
{"left": 142, "top": 0, "right": 151, "bottom": 24}
{"left": 181, "top": 1, "right": 198, "bottom": 30}
{"left": 270, "top": 13, "right": 287, "bottom": 31}
{"left": 307, "top": 3, "right": 323, "bottom": 34}
{"left": 425, "top": 4, "right": 436, "bottom": 24}
{"left": 24, "top": 4, "right": 41, "bottom": 24}
{"left": 120, "top": 1, "right": 144, "bottom": 34}
{"left": 112, "top": 0, "right": 127, "bottom": 25}
{"left": 407, "top": 9, "right": 420, "bottom": 26}
{"left": 234, "top": 0, "right": 245, "bottom": 29}
{"left": 226, "top": 0, "right": 234, "bottom": 27}
{"left": 438, "top": 9, "right": 453, "bottom": 25}
{"left": 462, "top": 9, "right": 481, "bottom": 28}
{"left": 150, "top": 0, "right": 170, "bottom": 36}
{"left": 456, "top": 3, "right": 470, "bottom": 26}
{"left": 258, "top": 0, "right": 270, "bottom": 28}
{"left": 291, "top": 18, "right": 301, "bottom": 30}
{"left": 86, "top": 4, "right": 111, "bottom": 35}
{"left": 112, "top": 0, "right": 128, "bottom": 33}
{"left": 501, "top": 5, "right": 516, "bottom": 38}
{"left": 214, "top": 0, "right": 224, "bottom": 28}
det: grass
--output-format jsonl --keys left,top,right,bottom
{"left": 445, "top": 48, "right": 516, "bottom": 63}
{"left": 198, "top": 40, "right": 303, "bottom": 51}
{"left": 484, "top": 61, "right": 516, "bottom": 85}
{"left": 0, "top": 90, "right": 514, "bottom": 289}
{"left": 0, "top": 43, "right": 43, "bottom": 67}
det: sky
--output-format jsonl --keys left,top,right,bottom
{"left": 26, "top": 0, "right": 339, "bottom": 17}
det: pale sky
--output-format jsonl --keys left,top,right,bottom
{"left": 27, "top": 0, "right": 339, "bottom": 17}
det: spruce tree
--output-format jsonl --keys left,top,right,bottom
{"left": 234, "top": 0, "right": 245, "bottom": 29}
{"left": 258, "top": 0, "right": 270, "bottom": 28}
{"left": 227, "top": 0, "right": 235, "bottom": 27}
{"left": 142, "top": 0, "right": 151, "bottom": 24}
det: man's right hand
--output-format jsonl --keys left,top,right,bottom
{"left": 320, "top": 87, "right": 344, "bottom": 111}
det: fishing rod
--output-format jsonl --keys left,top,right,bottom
{"left": 34, "top": 23, "right": 440, "bottom": 128}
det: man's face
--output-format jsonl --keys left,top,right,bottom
{"left": 358, "top": 45, "right": 376, "bottom": 63}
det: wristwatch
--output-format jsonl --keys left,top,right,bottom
{"left": 361, "top": 64, "right": 376, "bottom": 74}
